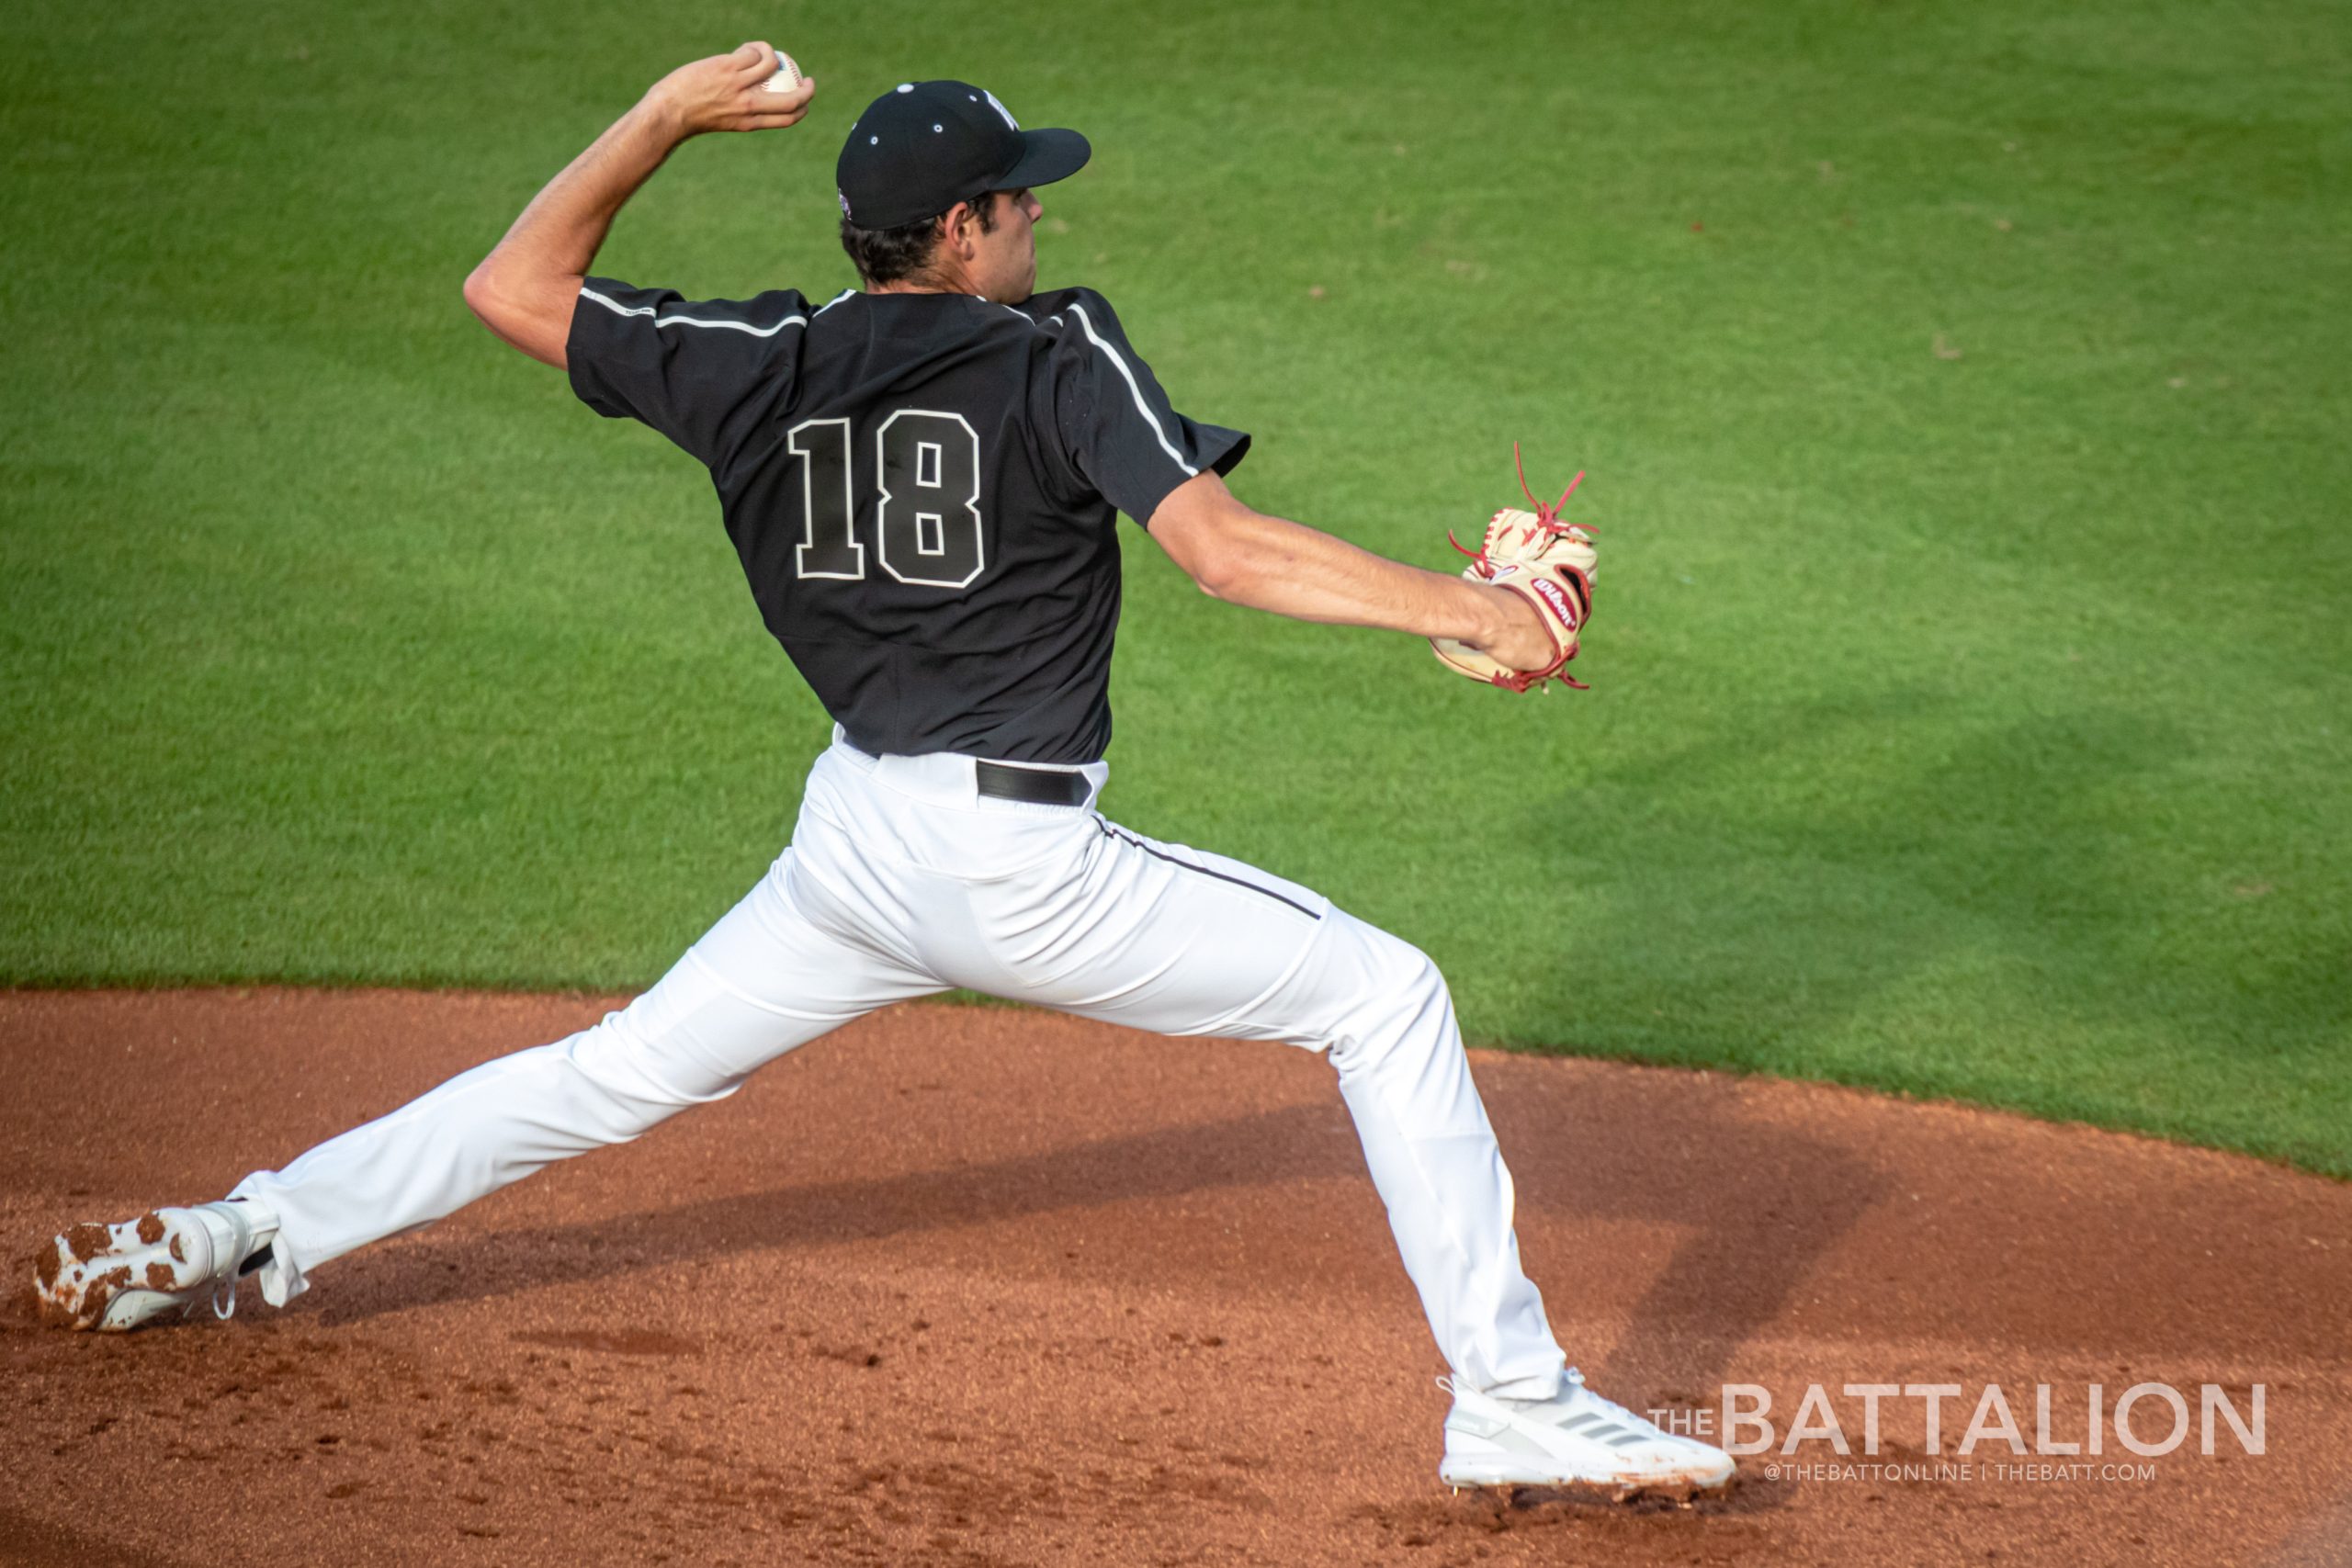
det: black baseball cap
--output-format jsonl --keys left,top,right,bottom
{"left": 836, "top": 80, "right": 1091, "bottom": 230}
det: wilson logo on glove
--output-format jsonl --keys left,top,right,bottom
{"left": 1527, "top": 576, "right": 1584, "bottom": 632}
{"left": 1429, "top": 446, "right": 1600, "bottom": 694}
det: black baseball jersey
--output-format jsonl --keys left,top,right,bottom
{"left": 566, "top": 280, "right": 1249, "bottom": 764}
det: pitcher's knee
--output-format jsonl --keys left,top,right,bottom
{"left": 1325, "top": 921, "right": 1459, "bottom": 1069}
{"left": 562, "top": 1001, "right": 745, "bottom": 1113}
{"left": 1396, "top": 951, "right": 1460, "bottom": 1053}
{"left": 1370, "top": 925, "right": 1453, "bottom": 1010}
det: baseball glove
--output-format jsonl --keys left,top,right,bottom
{"left": 1429, "top": 447, "right": 1599, "bottom": 693}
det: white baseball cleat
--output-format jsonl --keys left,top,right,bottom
{"left": 33, "top": 1199, "right": 278, "bottom": 1332}
{"left": 1437, "top": 1367, "right": 1736, "bottom": 1499}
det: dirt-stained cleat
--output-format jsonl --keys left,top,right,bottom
{"left": 1436, "top": 1367, "right": 1735, "bottom": 1499}
{"left": 33, "top": 1199, "right": 278, "bottom": 1332}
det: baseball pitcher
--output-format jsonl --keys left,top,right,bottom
{"left": 36, "top": 45, "right": 1731, "bottom": 1498}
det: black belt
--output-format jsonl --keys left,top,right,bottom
{"left": 975, "top": 760, "right": 1090, "bottom": 807}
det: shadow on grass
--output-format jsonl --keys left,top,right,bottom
{"left": 1528, "top": 690, "right": 2346, "bottom": 1078}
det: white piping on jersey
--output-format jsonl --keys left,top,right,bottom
{"left": 813, "top": 288, "right": 858, "bottom": 315}
{"left": 579, "top": 285, "right": 808, "bottom": 338}
{"left": 1059, "top": 303, "right": 1198, "bottom": 478}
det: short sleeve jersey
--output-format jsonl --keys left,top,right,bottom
{"left": 566, "top": 280, "right": 1249, "bottom": 764}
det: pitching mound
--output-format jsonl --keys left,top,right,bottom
{"left": 3, "top": 990, "right": 2346, "bottom": 1566}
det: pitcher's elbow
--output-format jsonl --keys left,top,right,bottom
{"left": 461, "top": 264, "right": 503, "bottom": 324}
{"left": 1189, "top": 541, "right": 1261, "bottom": 603}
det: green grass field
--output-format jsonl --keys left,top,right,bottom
{"left": 4, "top": 0, "right": 2346, "bottom": 1172}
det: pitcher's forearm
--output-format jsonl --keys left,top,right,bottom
{"left": 462, "top": 47, "right": 815, "bottom": 367}
{"left": 492, "top": 100, "right": 684, "bottom": 284}
{"left": 462, "top": 101, "right": 684, "bottom": 366}
{"left": 1194, "top": 506, "right": 1510, "bottom": 646}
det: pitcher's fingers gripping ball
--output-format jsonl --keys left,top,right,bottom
{"left": 1430, "top": 447, "right": 1599, "bottom": 693}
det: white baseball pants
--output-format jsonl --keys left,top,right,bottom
{"left": 233, "top": 734, "right": 1567, "bottom": 1397}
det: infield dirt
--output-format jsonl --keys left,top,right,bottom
{"left": 3, "top": 989, "right": 2346, "bottom": 1566}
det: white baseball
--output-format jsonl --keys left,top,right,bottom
{"left": 764, "top": 51, "right": 803, "bottom": 93}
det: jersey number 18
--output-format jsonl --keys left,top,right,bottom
{"left": 788, "top": 412, "right": 985, "bottom": 590}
